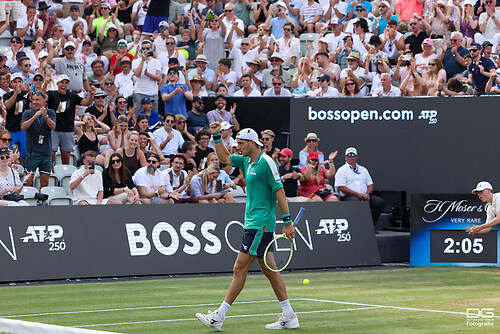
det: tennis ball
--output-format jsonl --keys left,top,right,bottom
{"left": 303, "top": 279, "right": 310, "bottom": 285}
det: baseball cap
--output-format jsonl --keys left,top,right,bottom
{"left": 463, "top": 0, "right": 475, "bottom": 6}
{"left": 275, "top": 1, "right": 287, "bottom": 8}
{"left": 38, "top": 51, "right": 49, "bottom": 59}
{"left": 470, "top": 42, "right": 481, "bottom": 51}
{"left": 107, "top": 24, "right": 117, "bottom": 31}
{"left": 10, "top": 73, "right": 23, "bottom": 81}
{"left": 192, "top": 96, "right": 203, "bottom": 103}
{"left": 279, "top": 148, "right": 293, "bottom": 158}
{"left": 329, "top": 18, "right": 343, "bottom": 26}
{"left": 70, "top": 4, "right": 80, "bottom": 11}
{"left": 482, "top": 40, "right": 493, "bottom": 49}
{"left": 423, "top": 38, "right": 434, "bottom": 46}
{"left": 141, "top": 96, "right": 152, "bottom": 104}
{"left": 0, "top": 147, "right": 9, "bottom": 155}
{"left": 236, "top": 128, "right": 264, "bottom": 147}
{"left": 56, "top": 74, "right": 70, "bottom": 83}
{"left": 117, "top": 39, "right": 127, "bottom": 45}
{"left": 220, "top": 121, "right": 233, "bottom": 130}
{"left": 345, "top": 147, "right": 357, "bottom": 156}
{"left": 33, "top": 73, "right": 44, "bottom": 80}
{"left": 159, "top": 21, "right": 168, "bottom": 28}
{"left": 380, "top": 1, "right": 391, "bottom": 7}
{"left": 82, "top": 40, "right": 92, "bottom": 46}
{"left": 369, "top": 35, "right": 382, "bottom": 45}
{"left": 101, "top": 2, "right": 111, "bottom": 9}
{"left": 215, "top": 94, "right": 226, "bottom": 101}
{"left": 356, "top": 3, "right": 366, "bottom": 10}
{"left": 309, "top": 152, "right": 319, "bottom": 160}
{"left": 64, "top": 41, "right": 76, "bottom": 49}
{"left": 317, "top": 74, "right": 331, "bottom": 81}
{"left": 472, "top": 181, "right": 493, "bottom": 194}
{"left": 15, "top": 51, "right": 26, "bottom": 58}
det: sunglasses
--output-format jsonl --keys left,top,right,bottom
{"left": 346, "top": 153, "right": 356, "bottom": 157}
{"left": 11, "top": 40, "right": 20, "bottom": 44}
{"left": 147, "top": 159, "right": 158, "bottom": 164}
{"left": 356, "top": 8, "right": 364, "bottom": 12}
{"left": 451, "top": 39, "right": 459, "bottom": 42}
{"left": 310, "top": 159, "right": 318, "bottom": 162}
{"left": 240, "top": 43, "right": 249, "bottom": 46}
{"left": 118, "top": 43, "right": 127, "bottom": 47}
{"left": 272, "top": 82, "right": 282, "bottom": 86}
{"left": 283, "top": 28, "right": 291, "bottom": 31}
{"left": 117, "top": 101, "right": 127, "bottom": 104}
{"left": 177, "top": 120, "right": 186, "bottom": 124}
{"left": 141, "top": 47, "right": 151, "bottom": 50}
{"left": 95, "top": 96, "right": 105, "bottom": 99}
{"left": 24, "top": 64, "right": 31, "bottom": 67}
{"left": 165, "top": 120, "right": 175, "bottom": 123}
{"left": 410, "top": 22, "right": 418, "bottom": 26}
{"left": 166, "top": 42, "right": 175, "bottom": 45}
{"left": 306, "top": 139, "right": 317, "bottom": 142}
{"left": 428, "top": 63, "right": 436, "bottom": 65}
{"left": 0, "top": 155, "right": 10, "bottom": 160}
{"left": 34, "top": 77, "right": 43, "bottom": 81}
{"left": 34, "top": 91, "right": 46, "bottom": 98}
{"left": 318, "top": 79, "right": 326, "bottom": 82}
{"left": 100, "top": 7, "right": 110, "bottom": 10}
{"left": 346, "top": 82, "right": 356, "bottom": 86}
{"left": 104, "top": 82, "right": 114, "bottom": 86}
{"left": 470, "top": 49, "right": 478, "bottom": 52}
{"left": 270, "top": 59, "right": 281, "bottom": 62}
{"left": 262, "top": 137, "right": 271, "bottom": 141}
{"left": 1, "top": 138, "right": 12, "bottom": 143}
{"left": 159, "top": 27, "right": 167, "bottom": 30}
{"left": 65, "top": 47, "right": 75, "bottom": 51}
{"left": 110, "top": 159, "right": 121, "bottom": 164}
{"left": 225, "top": 9, "right": 233, "bottom": 12}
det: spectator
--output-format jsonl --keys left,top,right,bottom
{"left": 16, "top": 4, "right": 42, "bottom": 47}
{"left": 132, "top": 40, "right": 162, "bottom": 114}
{"left": 475, "top": 0, "right": 500, "bottom": 51}
{"left": 189, "top": 75, "right": 208, "bottom": 98}
{"left": 191, "top": 163, "right": 225, "bottom": 203}
{"left": 439, "top": 32, "right": 470, "bottom": 79}
{"left": 0, "top": 147, "right": 29, "bottom": 206}
{"left": 204, "top": 152, "right": 237, "bottom": 202}
{"left": 394, "top": 50, "right": 415, "bottom": 89}
{"left": 47, "top": 75, "right": 94, "bottom": 165}
{"left": 159, "top": 37, "right": 187, "bottom": 72}
{"left": 299, "top": 0, "right": 323, "bottom": 33}
{"left": 335, "top": 147, "right": 385, "bottom": 225}
{"left": 213, "top": 58, "right": 237, "bottom": 96}
{"left": 292, "top": 57, "right": 314, "bottom": 93}
{"left": 107, "top": 115, "right": 130, "bottom": 152}
{"left": 481, "top": 40, "right": 495, "bottom": 61}
{"left": 400, "top": 60, "right": 429, "bottom": 96}
{"left": 335, "top": 35, "right": 356, "bottom": 70}
{"left": 341, "top": 77, "right": 363, "bottom": 96}
{"left": 188, "top": 55, "right": 215, "bottom": 92}
{"left": 277, "top": 148, "right": 305, "bottom": 202}
{"left": 20, "top": 92, "right": 55, "bottom": 188}
{"left": 116, "top": 131, "right": 147, "bottom": 176}
{"left": 437, "top": 77, "right": 473, "bottom": 95}
{"left": 98, "top": 23, "right": 124, "bottom": 60}
{"left": 133, "top": 114, "right": 152, "bottom": 134}
{"left": 485, "top": 71, "right": 500, "bottom": 93}
{"left": 311, "top": 51, "right": 341, "bottom": 90}
{"left": 415, "top": 38, "right": 438, "bottom": 72}
{"left": 229, "top": 37, "right": 258, "bottom": 78}
{"left": 27, "top": 36, "right": 46, "bottom": 70}
{"left": 425, "top": 0, "right": 451, "bottom": 44}
{"left": 264, "top": 75, "right": 292, "bottom": 96}
{"left": 185, "top": 0, "right": 206, "bottom": 39}
{"left": 468, "top": 42, "right": 497, "bottom": 94}
{"left": 374, "top": 1, "right": 398, "bottom": 34}
{"left": 114, "top": 96, "right": 136, "bottom": 128}
{"left": 180, "top": 140, "right": 198, "bottom": 173}
{"left": 6, "top": 41, "right": 24, "bottom": 72}
{"left": 77, "top": 41, "right": 100, "bottom": 75}
{"left": 109, "top": 39, "right": 133, "bottom": 76}
{"left": 4, "top": 73, "right": 28, "bottom": 164}
{"left": 37, "top": 1, "right": 56, "bottom": 42}
{"left": 380, "top": 20, "right": 405, "bottom": 64}
{"left": 161, "top": 68, "right": 193, "bottom": 118}
{"left": 364, "top": 55, "right": 392, "bottom": 92}
{"left": 103, "top": 152, "right": 140, "bottom": 204}
{"left": 46, "top": 24, "right": 65, "bottom": 58}
{"left": 114, "top": 57, "right": 134, "bottom": 98}
{"left": 275, "top": 22, "right": 300, "bottom": 68}
{"left": 142, "top": 0, "right": 169, "bottom": 36}
{"left": 405, "top": 16, "right": 432, "bottom": 55}
{"left": 371, "top": 72, "right": 402, "bottom": 96}
{"left": 457, "top": 0, "right": 478, "bottom": 48}
{"left": 133, "top": 153, "right": 174, "bottom": 204}
{"left": 131, "top": 0, "right": 149, "bottom": 31}
{"left": 324, "top": 19, "right": 346, "bottom": 53}
{"left": 47, "top": 41, "right": 89, "bottom": 93}
{"left": 208, "top": 121, "right": 235, "bottom": 151}
{"left": 175, "top": 115, "right": 196, "bottom": 143}
{"left": 262, "top": 52, "right": 292, "bottom": 91}
{"left": 345, "top": 4, "right": 373, "bottom": 34}
{"left": 61, "top": 4, "right": 88, "bottom": 37}
{"left": 422, "top": 58, "right": 447, "bottom": 95}
{"left": 83, "top": 0, "right": 102, "bottom": 28}
{"left": 167, "top": 0, "right": 184, "bottom": 36}
{"left": 245, "top": 58, "right": 264, "bottom": 91}
{"left": 18, "top": 56, "right": 33, "bottom": 84}
{"left": 138, "top": 96, "right": 161, "bottom": 129}
{"left": 260, "top": 129, "right": 279, "bottom": 159}
{"left": 234, "top": 74, "right": 262, "bottom": 96}
{"left": 90, "top": 2, "right": 121, "bottom": 39}
{"left": 138, "top": 131, "right": 166, "bottom": 164}
{"left": 222, "top": 3, "right": 244, "bottom": 43}
{"left": 152, "top": 20, "right": 169, "bottom": 55}
{"left": 201, "top": 0, "right": 223, "bottom": 19}
{"left": 298, "top": 151, "right": 338, "bottom": 202}
{"left": 153, "top": 113, "right": 185, "bottom": 158}
{"left": 0, "top": 130, "right": 20, "bottom": 166}
{"left": 395, "top": 0, "right": 423, "bottom": 31}
{"left": 187, "top": 96, "right": 209, "bottom": 135}
{"left": 86, "top": 88, "right": 116, "bottom": 129}
{"left": 350, "top": 18, "right": 373, "bottom": 57}
{"left": 163, "top": 153, "right": 197, "bottom": 203}
{"left": 299, "top": 132, "right": 323, "bottom": 168}
{"left": 216, "top": 84, "right": 229, "bottom": 96}
{"left": 312, "top": 74, "right": 340, "bottom": 97}
{"left": 194, "top": 129, "right": 214, "bottom": 170}
{"left": 340, "top": 51, "right": 366, "bottom": 95}
{"left": 267, "top": 1, "right": 292, "bottom": 39}
{"left": 207, "top": 95, "right": 239, "bottom": 130}
{"left": 250, "top": 24, "right": 274, "bottom": 69}
{"left": 199, "top": 14, "right": 226, "bottom": 72}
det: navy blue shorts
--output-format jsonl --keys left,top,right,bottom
{"left": 240, "top": 229, "right": 274, "bottom": 258}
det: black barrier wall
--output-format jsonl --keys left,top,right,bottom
{"left": 290, "top": 97, "right": 500, "bottom": 194}
{"left": 0, "top": 202, "right": 379, "bottom": 282}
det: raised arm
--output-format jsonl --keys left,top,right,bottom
{"left": 209, "top": 121, "right": 231, "bottom": 166}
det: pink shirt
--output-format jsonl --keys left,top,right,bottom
{"left": 395, "top": 0, "right": 423, "bottom": 22}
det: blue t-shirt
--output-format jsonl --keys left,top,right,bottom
{"left": 376, "top": 15, "right": 398, "bottom": 34}
{"left": 270, "top": 17, "right": 287, "bottom": 39}
{"left": 347, "top": 1, "right": 373, "bottom": 19}
{"left": 289, "top": 0, "right": 302, "bottom": 24}
{"left": 138, "top": 110, "right": 161, "bottom": 130}
{"left": 469, "top": 57, "right": 496, "bottom": 93}
{"left": 443, "top": 46, "right": 470, "bottom": 79}
{"left": 160, "top": 83, "right": 190, "bottom": 118}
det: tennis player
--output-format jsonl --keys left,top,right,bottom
{"left": 196, "top": 122, "right": 299, "bottom": 330}
{"left": 467, "top": 181, "right": 500, "bottom": 235}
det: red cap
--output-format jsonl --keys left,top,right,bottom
{"left": 279, "top": 148, "right": 293, "bottom": 158}
{"left": 309, "top": 152, "right": 319, "bottom": 160}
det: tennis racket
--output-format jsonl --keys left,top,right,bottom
{"left": 264, "top": 207, "right": 306, "bottom": 272}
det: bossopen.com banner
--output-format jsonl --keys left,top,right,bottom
{"left": 410, "top": 194, "right": 499, "bottom": 267}
{"left": 0, "top": 202, "right": 380, "bottom": 282}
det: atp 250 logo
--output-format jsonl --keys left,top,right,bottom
{"left": 315, "top": 219, "right": 351, "bottom": 242}
{"left": 21, "top": 225, "right": 67, "bottom": 251}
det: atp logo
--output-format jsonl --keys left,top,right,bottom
{"left": 21, "top": 225, "right": 64, "bottom": 243}
{"left": 315, "top": 219, "right": 351, "bottom": 242}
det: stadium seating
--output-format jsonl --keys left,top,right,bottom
{"left": 21, "top": 186, "right": 39, "bottom": 206}
{"left": 40, "top": 186, "right": 72, "bottom": 206}
{"left": 54, "top": 151, "right": 78, "bottom": 167}
{"left": 53, "top": 165, "right": 77, "bottom": 194}
{"left": 231, "top": 185, "right": 247, "bottom": 203}
{"left": 299, "top": 33, "right": 320, "bottom": 57}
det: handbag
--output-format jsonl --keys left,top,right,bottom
{"left": 2, "top": 194, "right": 24, "bottom": 202}
{"left": 314, "top": 188, "right": 331, "bottom": 199}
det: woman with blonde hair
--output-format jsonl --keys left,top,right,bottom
{"left": 415, "top": 39, "right": 438, "bottom": 73}
{"left": 47, "top": 24, "right": 66, "bottom": 57}
{"left": 116, "top": 131, "right": 147, "bottom": 175}
{"left": 422, "top": 58, "right": 446, "bottom": 95}
{"left": 191, "top": 163, "right": 226, "bottom": 203}
{"left": 39, "top": 62, "right": 57, "bottom": 91}
{"left": 292, "top": 57, "right": 314, "bottom": 93}
{"left": 108, "top": 115, "right": 131, "bottom": 151}
{"left": 299, "top": 132, "right": 324, "bottom": 168}
{"left": 27, "top": 36, "right": 46, "bottom": 70}
{"left": 68, "top": 21, "right": 91, "bottom": 54}
{"left": 456, "top": 0, "right": 478, "bottom": 48}
{"left": 298, "top": 151, "right": 338, "bottom": 202}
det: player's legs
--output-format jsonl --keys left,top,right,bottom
{"left": 224, "top": 251, "right": 256, "bottom": 305}
{"left": 256, "top": 257, "right": 288, "bottom": 301}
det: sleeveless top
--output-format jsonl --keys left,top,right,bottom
{"left": 77, "top": 130, "right": 99, "bottom": 154}
{"left": 121, "top": 148, "right": 140, "bottom": 175}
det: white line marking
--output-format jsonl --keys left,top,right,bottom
{"left": 75, "top": 307, "right": 380, "bottom": 328}
{"left": 297, "top": 298, "right": 500, "bottom": 319}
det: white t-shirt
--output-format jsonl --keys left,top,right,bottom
{"left": 479, "top": 9, "right": 500, "bottom": 39}
{"left": 152, "top": 127, "right": 185, "bottom": 156}
{"left": 415, "top": 53, "right": 438, "bottom": 73}
{"left": 334, "top": 163, "right": 374, "bottom": 197}
{"left": 132, "top": 0, "right": 150, "bottom": 26}
{"left": 323, "top": 1, "right": 348, "bottom": 23}
{"left": 325, "top": 32, "right": 347, "bottom": 52}
{"left": 158, "top": 50, "right": 186, "bottom": 73}
{"left": 61, "top": 17, "right": 88, "bottom": 36}
{"left": 133, "top": 166, "right": 166, "bottom": 194}
{"left": 345, "top": 18, "right": 374, "bottom": 34}
{"left": 114, "top": 71, "right": 134, "bottom": 98}
{"left": 70, "top": 167, "right": 103, "bottom": 204}
{"left": 380, "top": 32, "right": 404, "bottom": 60}
{"left": 275, "top": 36, "right": 301, "bottom": 66}
{"left": 313, "top": 86, "right": 340, "bottom": 97}
{"left": 153, "top": 35, "right": 168, "bottom": 55}
{"left": 371, "top": 85, "right": 402, "bottom": 97}
{"left": 234, "top": 87, "right": 262, "bottom": 97}
{"left": 17, "top": 17, "right": 44, "bottom": 42}
{"left": 132, "top": 58, "right": 162, "bottom": 94}
{"left": 222, "top": 17, "right": 245, "bottom": 43}
{"left": 486, "top": 193, "right": 500, "bottom": 222}
{"left": 340, "top": 66, "right": 367, "bottom": 93}
{"left": 163, "top": 168, "right": 189, "bottom": 196}
{"left": 230, "top": 45, "right": 258, "bottom": 78}
{"left": 216, "top": 71, "right": 238, "bottom": 96}
{"left": 263, "top": 88, "right": 292, "bottom": 96}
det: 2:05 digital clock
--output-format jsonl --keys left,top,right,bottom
{"left": 430, "top": 230, "right": 497, "bottom": 263}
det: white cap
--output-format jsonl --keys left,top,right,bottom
{"left": 275, "top": 1, "right": 287, "bottom": 8}
{"left": 64, "top": 41, "right": 76, "bottom": 49}
{"left": 380, "top": 1, "right": 391, "bottom": 7}
{"left": 472, "top": 181, "right": 493, "bottom": 194}
{"left": 345, "top": 147, "right": 357, "bottom": 156}
{"left": 101, "top": 2, "right": 111, "bottom": 9}
{"left": 236, "top": 128, "right": 264, "bottom": 147}
{"left": 463, "top": 0, "right": 475, "bottom": 6}
{"left": 56, "top": 74, "right": 70, "bottom": 83}
{"left": 117, "top": 39, "right": 127, "bottom": 45}
{"left": 10, "top": 73, "right": 22, "bottom": 82}
{"left": 220, "top": 121, "right": 233, "bottom": 130}
{"left": 107, "top": 24, "right": 117, "bottom": 31}
{"left": 38, "top": 50, "right": 48, "bottom": 58}
{"left": 159, "top": 20, "right": 168, "bottom": 27}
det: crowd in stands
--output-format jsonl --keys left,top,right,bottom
{"left": 0, "top": 0, "right": 499, "bottom": 207}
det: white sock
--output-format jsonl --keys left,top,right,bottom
{"left": 279, "top": 299, "right": 294, "bottom": 317}
{"left": 217, "top": 301, "right": 231, "bottom": 318}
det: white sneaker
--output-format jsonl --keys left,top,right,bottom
{"left": 265, "top": 313, "right": 300, "bottom": 330}
{"left": 196, "top": 310, "right": 224, "bottom": 331}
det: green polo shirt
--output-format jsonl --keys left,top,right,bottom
{"left": 92, "top": 17, "right": 122, "bottom": 38}
{"left": 230, "top": 151, "right": 283, "bottom": 231}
